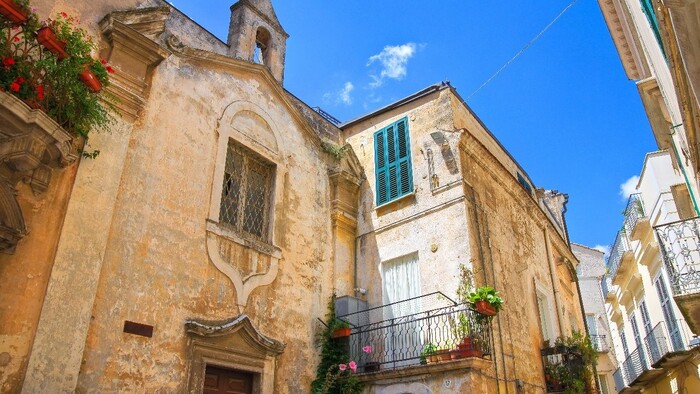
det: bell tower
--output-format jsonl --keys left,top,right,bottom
{"left": 228, "top": 0, "right": 288, "bottom": 84}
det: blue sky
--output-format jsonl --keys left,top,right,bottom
{"left": 172, "top": 0, "right": 658, "bottom": 254}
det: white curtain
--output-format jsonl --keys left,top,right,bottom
{"left": 382, "top": 253, "right": 421, "bottom": 366}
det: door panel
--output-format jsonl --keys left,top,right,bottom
{"left": 203, "top": 365, "right": 254, "bottom": 394}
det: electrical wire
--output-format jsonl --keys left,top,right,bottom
{"left": 465, "top": 0, "right": 580, "bottom": 102}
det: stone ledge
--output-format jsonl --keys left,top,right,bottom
{"left": 356, "top": 356, "right": 492, "bottom": 384}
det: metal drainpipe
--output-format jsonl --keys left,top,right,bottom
{"left": 669, "top": 124, "right": 700, "bottom": 216}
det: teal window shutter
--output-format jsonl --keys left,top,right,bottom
{"left": 375, "top": 118, "right": 412, "bottom": 205}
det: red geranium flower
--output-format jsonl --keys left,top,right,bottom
{"left": 100, "top": 58, "right": 107, "bottom": 65}
{"left": 14, "top": 76, "right": 25, "bottom": 84}
{"left": 13, "top": 36, "right": 20, "bottom": 42}
{"left": 9, "top": 83, "right": 20, "bottom": 92}
{"left": 37, "top": 85, "right": 44, "bottom": 100}
{"left": 106, "top": 66, "right": 115, "bottom": 74}
{"left": 60, "top": 12, "right": 68, "bottom": 17}
{"left": 3, "top": 57, "right": 15, "bottom": 67}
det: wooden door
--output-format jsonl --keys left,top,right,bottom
{"left": 203, "top": 365, "right": 254, "bottom": 394}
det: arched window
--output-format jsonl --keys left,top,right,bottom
{"left": 254, "top": 27, "right": 271, "bottom": 65}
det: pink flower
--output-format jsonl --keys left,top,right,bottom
{"left": 348, "top": 361, "right": 357, "bottom": 373}
{"left": 338, "top": 363, "right": 347, "bottom": 371}
{"left": 362, "top": 345, "right": 372, "bottom": 353}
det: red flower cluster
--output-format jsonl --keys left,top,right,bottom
{"left": 36, "top": 85, "right": 44, "bottom": 100}
{"left": 3, "top": 57, "right": 15, "bottom": 70}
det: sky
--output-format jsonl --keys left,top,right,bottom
{"left": 170, "top": 0, "right": 658, "bottom": 255}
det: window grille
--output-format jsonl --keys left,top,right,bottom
{"left": 220, "top": 139, "right": 274, "bottom": 241}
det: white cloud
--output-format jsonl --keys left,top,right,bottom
{"left": 619, "top": 176, "right": 639, "bottom": 200}
{"left": 339, "top": 82, "right": 354, "bottom": 105}
{"left": 367, "top": 43, "right": 417, "bottom": 88}
{"left": 323, "top": 81, "right": 355, "bottom": 106}
{"left": 593, "top": 244, "right": 611, "bottom": 257}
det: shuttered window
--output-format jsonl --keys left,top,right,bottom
{"left": 374, "top": 118, "right": 413, "bottom": 205}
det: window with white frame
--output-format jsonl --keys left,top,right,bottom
{"left": 219, "top": 138, "right": 274, "bottom": 241}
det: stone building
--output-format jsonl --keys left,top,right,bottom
{"left": 0, "top": 0, "right": 589, "bottom": 392}
{"left": 597, "top": 0, "right": 700, "bottom": 334}
{"left": 572, "top": 244, "right": 621, "bottom": 394}
{"left": 598, "top": 151, "right": 700, "bottom": 393}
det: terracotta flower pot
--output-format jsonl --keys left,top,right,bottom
{"left": 458, "top": 336, "right": 484, "bottom": 358}
{"left": 475, "top": 300, "right": 497, "bottom": 316}
{"left": 330, "top": 327, "right": 351, "bottom": 338}
{"left": 0, "top": 0, "right": 28, "bottom": 24}
{"left": 79, "top": 69, "right": 102, "bottom": 93}
{"left": 37, "top": 27, "right": 68, "bottom": 60}
{"left": 436, "top": 350, "right": 451, "bottom": 362}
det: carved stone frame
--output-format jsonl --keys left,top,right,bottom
{"left": 185, "top": 315, "right": 284, "bottom": 394}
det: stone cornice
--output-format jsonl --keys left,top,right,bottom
{"left": 185, "top": 314, "right": 285, "bottom": 355}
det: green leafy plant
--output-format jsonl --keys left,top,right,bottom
{"left": 321, "top": 138, "right": 349, "bottom": 160}
{"left": 467, "top": 286, "right": 504, "bottom": 312}
{"left": 311, "top": 294, "right": 363, "bottom": 394}
{"left": 419, "top": 342, "right": 438, "bottom": 364}
{"left": 0, "top": 6, "right": 114, "bottom": 157}
{"left": 543, "top": 331, "right": 597, "bottom": 394}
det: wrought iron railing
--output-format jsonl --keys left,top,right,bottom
{"left": 338, "top": 293, "right": 492, "bottom": 372}
{"left": 607, "top": 230, "right": 632, "bottom": 280}
{"left": 623, "top": 193, "right": 646, "bottom": 235}
{"left": 616, "top": 320, "right": 697, "bottom": 390}
{"left": 621, "top": 346, "right": 647, "bottom": 383}
{"left": 590, "top": 335, "right": 609, "bottom": 352}
{"left": 312, "top": 106, "right": 341, "bottom": 125}
{"left": 655, "top": 217, "right": 700, "bottom": 296}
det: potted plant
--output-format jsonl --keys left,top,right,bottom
{"left": 330, "top": 318, "right": 351, "bottom": 339}
{"left": 419, "top": 342, "right": 438, "bottom": 364}
{"left": 0, "top": 0, "right": 31, "bottom": 24}
{"left": 312, "top": 294, "right": 363, "bottom": 394}
{"left": 468, "top": 286, "right": 504, "bottom": 316}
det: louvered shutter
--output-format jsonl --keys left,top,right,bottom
{"left": 375, "top": 129, "right": 388, "bottom": 205}
{"left": 374, "top": 118, "right": 413, "bottom": 206}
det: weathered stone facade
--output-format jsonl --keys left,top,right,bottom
{"left": 0, "top": 1, "right": 588, "bottom": 393}
{"left": 343, "top": 84, "right": 587, "bottom": 393}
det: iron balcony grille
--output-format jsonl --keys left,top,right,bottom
{"left": 590, "top": 335, "right": 609, "bottom": 353}
{"left": 623, "top": 193, "right": 646, "bottom": 235}
{"left": 615, "top": 320, "right": 696, "bottom": 390}
{"left": 655, "top": 217, "right": 700, "bottom": 296}
{"left": 312, "top": 106, "right": 341, "bottom": 125}
{"left": 337, "top": 292, "right": 492, "bottom": 372}
{"left": 606, "top": 230, "right": 631, "bottom": 280}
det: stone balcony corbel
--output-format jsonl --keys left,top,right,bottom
{"left": 99, "top": 7, "right": 171, "bottom": 122}
{"left": 0, "top": 91, "right": 79, "bottom": 253}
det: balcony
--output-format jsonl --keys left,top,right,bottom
{"left": 623, "top": 193, "right": 650, "bottom": 242}
{"left": 608, "top": 230, "right": 634, "bottom": 286}
{"left": 656, "top": 218, "right": 700, "bottom": 334}
{"left": 591, "top": 335, "right": 610, "bottom": 353}
{"left": 613, "top": 320, "right": 698, "bottom": 392}
{"left": 337, "top": 292, "right": 492, "bottom": 379}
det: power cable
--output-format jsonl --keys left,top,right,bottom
{"left": 465, "top": 0, "right": 580, "bottom": 102}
